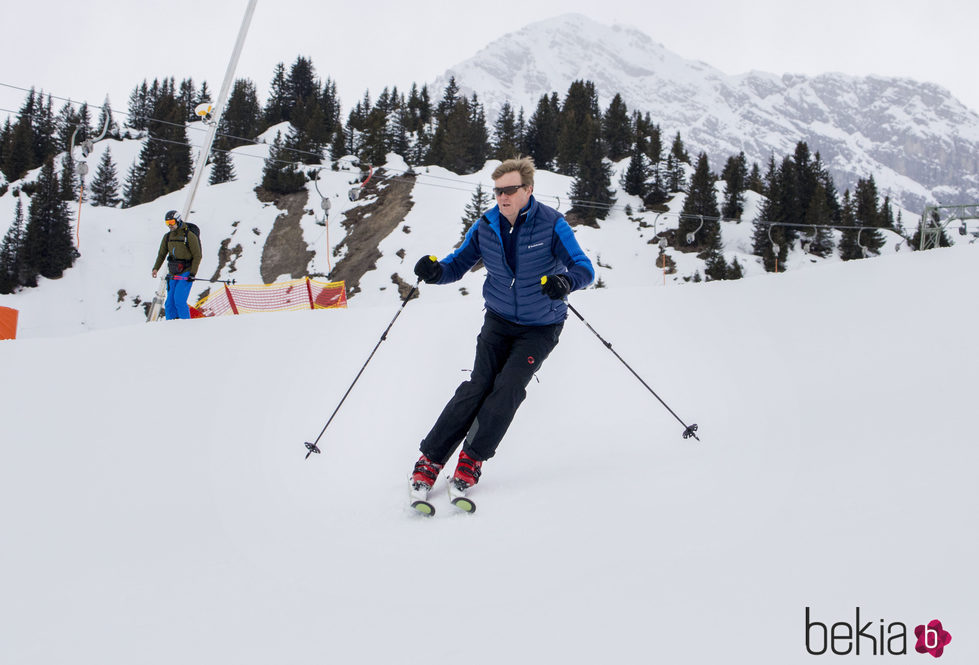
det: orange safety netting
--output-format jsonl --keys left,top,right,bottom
{"left": 193, "top": 278, "right": 347, "bottom": 317}
{"left": 0, "top": 306, "right": 18, "bottom": 340}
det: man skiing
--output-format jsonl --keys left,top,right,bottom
{"left": 151, "top": 210, "right": 202, "bottom": 320}
{"left": 410, "top": 157, "right": 594, "bottom": 512}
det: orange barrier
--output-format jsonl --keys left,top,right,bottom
{"left": 194, "top": 278, "right": 347, "bottom": 317}
{"left": 0, "top": 306, "right": 18, "bottom": 340}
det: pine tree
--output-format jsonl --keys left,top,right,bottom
{"left": 286, "top": 56, "right": 319, "bottom": 116}
{"left": 556, "top": 80, "right": 600, "bottom": 175}
{"left": 0, "top": 198, "right": 26, "bottom": 293}
{"left": 837, "top": 190, "right": 863, "bottom": 260}
{"left": 330, "top": 121, "right": 348, "bottom": 160}
{"left": 492, "top": 102, "right": 520, "bottom": 161}
{"left": 0, "top": 119, "right": 9, "bottom": 180}
{"left": 427, "top": 84, "right": 489, "bottom": 174}
{"left": 56, "top": 100, "right": 82, "bottom": 153}
{"left": 77, "top": 104, "right": 94, "bottom": 143}
{"left": 568, "top": 117, "right": 615, "bottom": 223}
{"left": 127, "top": 80, "right": 151, "bottom": 131}
{"left": 196, "top": 82, "right": 212, "bottom": 111}
{"left": 461, "top": 184, "right": 491, "bottom": 242}
{"left": 747, "top": 162, "right": 763, "bottom": 193}
{"left": 403, "top": 83, "right": 433, "bottom": 164}
{"left": 32, "top": 94, "right": 57, "bottom": 168}
{"left": 388, "top": 91, "right": 411, "bottom": 159}
{"left": 670, "top": 132, "right": 690, "bottom": 164}
{"left": 2, "top": 115, "right": 35, "bottom": 182}
{"left": 752, "top": 157, "right": 789, "bottom": 271}
{"left": 59, "top": 153, "right": 79, "bottom": 202}
{"left": 261, "top": 131, "right": 306, "bottom": 194}
{"left": 121, "top": 160, "right": 143, "bottom": 208}
{"left": 320, "top": 78, "right": 343, "bottom": 141}
{"left": 264, "top": 63, "right": 289, "bottom": 126}
{"left": 840, "top": 176, "right": 887, "bottom": 258}
{"left": 523, "top": 93, "right": 560, "bottom": 169}
{"left": 465, "top": 93, "right": 490, "bottom": 171}
{"left": 22, "top": 159, "right": 76, "bottom": 284}
{"left": 96, "top": 97, "right": 121, "bottom": 140}
{"left": 601, "top": 94, "right": 632, "bottom": 161}
{"left": 645, "top": 117, "right": 663, "bottom": 164}
{"left": 89, "top": 147, "right": 122, "bottom": 206}
{"left": 665, "top": 154, "right": 685, "bottom": 193}
{"left": 802, "top": 180, "right": 835, "bottom": 257}
{"left": 721, "top": 152, "right": 748, "bottom": 219}
{"left": 131, "top": 80, "right": 192, "bottom": 204}
{"left": 358, "top": 96, "right": 390, "bottom": 166}
{"left": 678, "top": 152, "right": 721, "bottom": 253}
{"left": 178, "top": 78, "right": 197, "bottom": 122}
{"left": 219, "top": 79, "right": 263, "bottom": 149}
{"left": 208, "top": 146, "right": 236, "bottom": 185}
{"left": 623, "top": 141, "right": 650, "bottom": 198}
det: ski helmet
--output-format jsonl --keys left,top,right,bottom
{"left": 165, "top": 210, "right": 182, "bottom": 226}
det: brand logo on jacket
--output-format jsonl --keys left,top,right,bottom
{"left": 805, "top": 607, "right": 952, "bottom": 657}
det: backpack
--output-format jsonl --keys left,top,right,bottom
{"left": 182, "top": 222, "right": 201, "bottom": 253}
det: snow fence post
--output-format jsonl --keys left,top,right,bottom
{"left": 305, "top": 277, "right": 315, "bottom": 309}
{"left": 224, "top": 284, "right": 239, "bottom": 315}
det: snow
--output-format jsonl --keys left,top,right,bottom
{"left": 1, "top": 133, "right": 977, "bottom": 662}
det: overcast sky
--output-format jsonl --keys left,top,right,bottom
{"left": 1, "top": 0, "right": 977, "bottom": 125}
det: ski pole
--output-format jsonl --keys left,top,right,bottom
{"left": 567, "top": 302, "right": 700, "bottom": 441}
{"left": 304, "top": 281, "right": 419, "bottom": 459}
{"left": 189, "top": 277, "right": 237, "bottom": 285}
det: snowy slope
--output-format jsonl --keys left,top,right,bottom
{"left": 0, "top": 134, "right": 920, "bottom": 340}
{"left": 1, "top": 242, "right": 977, "bottom": 664}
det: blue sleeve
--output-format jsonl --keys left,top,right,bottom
{"left": 552, "top": 218, "right": 595, "bottom": 291}
{"left": 436, "top": 220, "right": 482, "bottom": 284}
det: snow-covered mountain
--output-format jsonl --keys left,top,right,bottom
{"left": 435, "top": 13, "right": 979, "bottom": 212}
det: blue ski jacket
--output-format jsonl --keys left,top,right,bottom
{"left": 435, "top": 196, "right": 594, "bottom": 326}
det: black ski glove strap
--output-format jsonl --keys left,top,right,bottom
{"left": 414, "top": 255, "right": 443, "bottom": 283}
{"left": 541, "top": 274, "right": 572, "bottom": 300}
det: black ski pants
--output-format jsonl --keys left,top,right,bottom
{"left": 420, "top": 310, "right": 564, "bottom": 464}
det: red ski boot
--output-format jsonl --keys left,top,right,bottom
{"left": 448, "top": 450, "right": 482, "bottom": 513}
{"left": 411, "top": 454, "right": 443, "bottom": 490}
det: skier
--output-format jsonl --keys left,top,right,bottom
{"left": 410, "top": 156, "right": 595, "bottom": 511}
{"left": 151, "top": 210, "right": 202, "bottom": 320}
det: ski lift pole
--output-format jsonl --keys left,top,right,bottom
{"left": 566, "top": 301, "right": 700, "bottom": 442}
{"left": 69, "top": 108, "right": 111, "bottom": 249}
{"left": 304, "top": 281, "right": 420, "bottom": 459}
{"left": 313, "top": 171, "right": 333, "bottom": 274}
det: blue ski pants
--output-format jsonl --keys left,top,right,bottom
{"left": 165, "top": 272, "right": 193, "bottom": 320}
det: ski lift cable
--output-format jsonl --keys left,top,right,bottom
{"left": 0, "top": 79, "right": 339, "bottom": 167}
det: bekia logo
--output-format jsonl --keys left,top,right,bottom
{"left": 915, "top": 620, "right": 953, "bottom": 658}
{"left": 805, "top": 607, "right": 952, "bottom": 657}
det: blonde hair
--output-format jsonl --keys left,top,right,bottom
{"left": 492, "top": 156, "right": 536, "bottom": 187}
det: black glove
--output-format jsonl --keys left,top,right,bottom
{"left": 414, "top": 255, "right": 443, "bottom": 284}
{"left": 541, "top": 274, "right": 572, "bottom": 300}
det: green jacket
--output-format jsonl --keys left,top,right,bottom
{"left": 153, "top": 223, "right": 202, "bottom": 275}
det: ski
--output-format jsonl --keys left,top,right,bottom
{"left": 447, "top": 479, "right": 476, "bottom": 513}
{"left": 409, "top": 482, "right": 436, "bottom": 517}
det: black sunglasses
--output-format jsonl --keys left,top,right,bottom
{"left": 493, "top": 184, "right": 526, "bottom": 197}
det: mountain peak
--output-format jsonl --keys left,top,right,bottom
{"left": 434, "top": 14, "right": 979, "bottom": 211}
